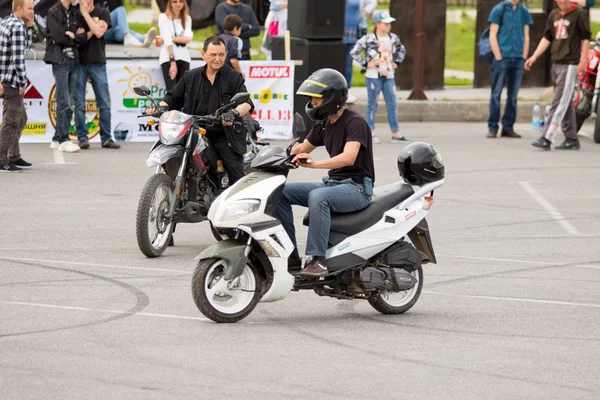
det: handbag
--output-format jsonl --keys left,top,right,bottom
{"left": 268, "top": 19, "right": 279, "bottom": 37}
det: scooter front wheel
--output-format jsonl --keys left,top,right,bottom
{"left": 136, "top": 173, "right": 174, "bottom": 258}
{"left": 368, "top": 266, "right": 423, "bottom": 315}
{"left": 192, "top": 258, "right": 261, "bottom": 323}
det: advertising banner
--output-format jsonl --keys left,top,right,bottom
{"left": 0, "top": 60, "right": 295, "bottom": 143}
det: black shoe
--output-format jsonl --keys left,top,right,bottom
{"left": 532, "top": 137, "right": 551, "bottom": 151}
{"left": 487, "top": 130, "right": 498, "bottom": 138}
{"left": 0, "top": 163, "right": 22, "bottom": 173}
{"left": 299, "top": 257, "right": 329, "bottom": 277}
{"left": 11, "top": 158, "right": 32, "bottom": 169}
{"left": 555, "top": 138, "right": 580, "bottom": 150}
{"left": 102, "top": 140, "right": 121, "bottom": 149}
{"left": 501, "top": 129, "right": 522, "bottom": 138}
{"left": 79, "top": 138, "right": 90, "bottom": 150}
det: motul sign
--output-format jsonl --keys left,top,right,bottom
{"left": 249, "top": 66, "right": 291, "bottom": 79}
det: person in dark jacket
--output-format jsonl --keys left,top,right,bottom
{"left": 144, "top": 36, "right": 253, "bottom": 183}
{"left": 215, "top": 0, "right": 260, "bottom": 60}
{"left": 44, "top": 0, "right": 87, "bottom": 152}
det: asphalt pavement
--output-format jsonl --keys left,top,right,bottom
{"left": 1, "top": 122, "right": 599, "bottom": 399}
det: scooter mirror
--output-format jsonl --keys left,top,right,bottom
{"left": 292, "top": 113, "right": 306, "bottom": 143}
{"left": 133, "top": 86, "right": 151, "bottom": 97}
{"left": 231, "top": 92, "right": 250, "bottom": 105}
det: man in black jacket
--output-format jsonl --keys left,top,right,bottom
{"left": 44, "top": 0, "right": 87, "bottom": 152}
{"left": 145, "top": 36, "right": 253, "bottom": 183}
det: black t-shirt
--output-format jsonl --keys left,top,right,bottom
{"left": 306, "top": 109, "right": 375, "bottom": 183}
{"left": 80, "top": 7, "right": 111, "bottom": 64}
{"left": 198, "top": 67, "right": 224, "bottom": 138}
{"left": 102, "top": 0, "right": 123, "bottom": 12}
{"left": 544, "top": 7, "right": 591, "bottom": 65}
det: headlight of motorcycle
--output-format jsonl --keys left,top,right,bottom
{"left": 215, "top": 200, "right": 261, "bottom": 222}
{"left": 160, "top": 122, "right": 185, "bottom": 142}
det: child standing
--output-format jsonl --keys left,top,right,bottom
{"left": 220, "top": 14, "right": 245, "bottom": 77}
{"left": 350, "top": 11, "right": 407, "bottom": 143}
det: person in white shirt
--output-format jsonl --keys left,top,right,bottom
{"left": 158, "top": 0, "right": 193, "bottom": 91}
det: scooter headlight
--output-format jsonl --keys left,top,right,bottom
{"left": 215, "top": 199, "right": 261, "bottom": 222}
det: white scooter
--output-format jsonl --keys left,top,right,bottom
{"left": 191, "top": 114, "right": 445, "bottom": 323}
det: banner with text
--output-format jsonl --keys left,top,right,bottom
{"left": 0, "top": 60, "right": 294, "bottom": 143}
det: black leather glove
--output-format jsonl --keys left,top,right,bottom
{"left": 222, "top": 110, "right": 239, "bottom": 123}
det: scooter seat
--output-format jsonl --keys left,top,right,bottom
{"left": 302, "top": 182, "right": 415, "bottom": 236}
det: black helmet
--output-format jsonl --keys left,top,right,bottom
{"left": 296, "top": 68, "right": 348, "bottom": 121}
{"left": 397, "top": 142, "right": 445, "bottom": 186}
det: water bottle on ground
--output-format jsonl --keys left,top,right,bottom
{"left": 532, "top": 102, "right": 541, "bottom": 132}
{"left": 543, "top": 103, "right": 551, "bottom": 129}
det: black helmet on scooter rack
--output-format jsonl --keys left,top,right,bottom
{"left": 296, "top": 68, "right": 348, "bottom": 121}
{"left": 397, "top": 142, "right": 445, "bottom": 186}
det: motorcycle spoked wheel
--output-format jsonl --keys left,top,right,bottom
{"left": 368, "top": 266, "right": 423, "bottom": 315}
{"left": 192, "top": 258, "right": 261, "bottom": 323}
{"left": 136, "top": 173, "right": 175, "bottom": 258}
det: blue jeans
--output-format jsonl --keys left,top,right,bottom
{"left": 345, "top": 43, "right": 354, "bottom": 88}
{"left": 104, "top": 7, "right": 145, "bottom": 43}
{"left": 51, "top": 57, "right": 76, "bottom": 144}
{"left": 275, "top": 178, "right": 371, "bottom": 257}
{"left": 488, "top": 57, "right": 525, "bottom": 132}
{"left": 366, "top": 77, "right": 399, "bottom": 133}
{"left": 74, "top": 63, "right": 112, "bottom": 143}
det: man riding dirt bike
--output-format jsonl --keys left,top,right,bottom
{"left": 145, "top": 35, "right": 254, "bottom": 183}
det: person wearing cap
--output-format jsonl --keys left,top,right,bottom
{"left": 350, "top": 10, "right": 407, "bottom": 144}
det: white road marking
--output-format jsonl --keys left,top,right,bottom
{"left": 518, "top": 181, "right": 580, "bottom": 235}
{"left": 0, "top": 300, "right": 210, "bottom": 322}
{"left": 438, "top": 254, "right": 600, "bottom": 270}
{"left": 0, "top": 256, "right": 187, "bottom": 274}
{"left": 423, "top": 291, "right": 600, "bottom": 309}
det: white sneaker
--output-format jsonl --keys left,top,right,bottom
{"left": 50, "top": 141, "right": 59, "bottom": 149}
{"left": 123, "top": 33, "right": 143, "bottom": 47}
{"left": 143, "top": 28, "right": 157, "bottom": 48}
{"left": 346, "top": 91, "right": 358, "bottom": 104}
{"left": 58, "top": 141, "right": 80, "bottom": 153}
{"left": 372, "top": 135, "right": 380, "bottom": 144}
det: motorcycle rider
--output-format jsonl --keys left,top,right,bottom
{"left": 276, "top": 68, "right": 375, "bottom": 277}
{"left": 145, "top": 36, "right": 253, "bottom": 183}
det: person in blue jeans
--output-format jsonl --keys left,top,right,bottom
{"left": 101, "top": 0, "right": 156, "bottom": 47}
{"left": 276, "top": 69, "right": 374, "bottom": 277}
{"left": 344, "top": 0, "right": 377, "bottom": 104}
{"left": 74, "top": 0, "right": 120, "bottom": 149}
{"left": 487, "top": 0, "right": 533, "bottom": 139}
{"left": 351, "top": 11, "right": 406, "bottom": 143}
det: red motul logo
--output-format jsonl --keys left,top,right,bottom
{"left": 249, "top": 66, "right": 290, "bottom": 79}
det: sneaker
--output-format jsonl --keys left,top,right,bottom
{"left": 0, "top": 163, "right": 22, "bottom": 173}
{"left": 487, "top": 130, "right": 498, "bottom": 138}
{"left": 58, "top": 141, "right": 80, "bottom": 153}
{"left": 11, "top": 158, "right": 32, "bottom": 169}
{"left": 50, "top": 141, "right": 60, "bottom": 149}
{"left": 299, "top": 257, "right": 329, "bottom": 277}
{"left": 555, "top": 138, "right": 580, "bottom": 150}
{"left": 391, "top": 136, "right": 409, "bottom": 143}
{"left": 346, "top": 91, "right": 358, "bottom": 104}
{"left": 123, "top": 33, "right": 143, "bottom": 47}
{"left": 531, "top": 137, "right": 551, "bottom": 151}
{"left": 500, "top": 129, "right": 522, "bottom": 138}
{"left": 79, "top": 137, "right": 90, "bottom": 150}
{"left": 142, "top": 28, "right": 157, "bottom": 48}
{"left": 102, "top": 140, "right": 121, "bottom": 149}
{"left": 372, "top": 135, "right": 380, "bottom": 144}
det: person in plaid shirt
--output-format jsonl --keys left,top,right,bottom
{"left": 0, "top": 0, "right": 34, "bottom": 173}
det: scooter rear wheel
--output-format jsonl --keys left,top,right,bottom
{"left": 192, "top": 258, "right": 261, "bottom": 323}
{"left": 368, "top": 266, "right": 423, "bottom": 315}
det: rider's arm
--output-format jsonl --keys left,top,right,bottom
{"left": 308, "top": 142, "right": 360, "bottom": 169}
{"left": 291, "top": 140, "right": 317, "bottom": 155}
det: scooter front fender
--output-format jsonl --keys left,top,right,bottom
{"left": 195, "top": 239, "right": 248, "bottom": 280}
{"left": 146, "top": 145, "right": 185, "bottom": 167}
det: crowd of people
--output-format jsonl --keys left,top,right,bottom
{"left": 1, "top": 0, "right": 596, "bottom": 174}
